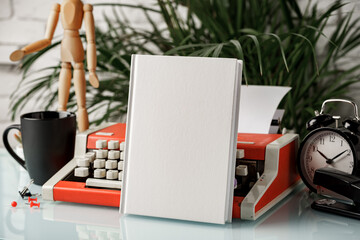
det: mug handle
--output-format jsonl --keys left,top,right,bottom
{"left": 2, "top": 124, "right": 26, "bottom": 169}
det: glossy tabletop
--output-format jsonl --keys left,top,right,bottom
{"left": 1, "top": 149, "right": 360, "bottom": 240}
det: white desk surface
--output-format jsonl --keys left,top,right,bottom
{"left": 1, "top": 148, "right": 360, "bottom": 240}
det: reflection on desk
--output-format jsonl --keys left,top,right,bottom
{"left": 1, "top": 149, "right": 360, "bottom": 240}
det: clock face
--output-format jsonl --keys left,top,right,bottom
{"left": 298, "top": 129, "right": 355, "bottom": 192}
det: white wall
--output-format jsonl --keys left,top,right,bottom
{"left": 0, "top": 0, "right": 359, "bottom": 147}
{"left": 0, "top": 0, "right": 157, "bottom": 147}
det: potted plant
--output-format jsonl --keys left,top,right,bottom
{"left": 10, "top": 0, "right": 360, "bottom": 138}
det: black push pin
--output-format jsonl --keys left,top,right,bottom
{"left": 18, "top": 179, "right": 34, "bottom": 198}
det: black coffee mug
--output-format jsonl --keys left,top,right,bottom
{"left": 3, "top": 111, "right": 76, "bottom": 185}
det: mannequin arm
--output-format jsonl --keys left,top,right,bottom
{"left": 10, "top": 3, "right": 60, "bottom": 61}
{"left": 84, "top": 4, "right": 99, "bottom": 88}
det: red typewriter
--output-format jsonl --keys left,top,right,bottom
{"left": 43, "top": 123, "right": 300, "bottom": 220}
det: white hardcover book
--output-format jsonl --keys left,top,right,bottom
{"left": 120, "top": 55, "right": 242, "bottom": 224}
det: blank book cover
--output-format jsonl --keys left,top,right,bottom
{"left": 120, "top": 55, "right": 242, "bottom": 224}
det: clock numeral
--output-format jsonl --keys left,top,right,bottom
{"left": 347, "top": 150, "right": 351, "bottom": 156}
{"left": 310, "top": 167, "right": 315, "bottom": 174}
{"left": 307, "top": 156, "right": 312, "bottom": 162}
{"left": 341, "top": 140, "right": 343, "bottom": 147}
{"left": 312, "top": 146, "right": 318, "bottom": 152}
{"left": 319, "top": 138, "right": 325, "bottom": 145}
{"left": 329, "top": 135, "right": 335, "bottom": 142}
{"left": 350, "top": 162, "right": 354, "bottom": 168}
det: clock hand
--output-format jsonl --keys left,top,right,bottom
{"left": 317, "top": 149, "right": 331, "bottom": 161}
{"left": 327, "top": 149, "right": 349, "bottom": 164}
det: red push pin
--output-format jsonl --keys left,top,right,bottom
{"left": 11, "top": 201, "right": 17, "bottom": 207}
{"left": 28, "top": 197, "right": 38, "bottom": 203}
{"left": 29, "top": 201, "right": 40, "bottom": 208}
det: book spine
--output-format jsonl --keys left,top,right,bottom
{"left": 119, "top": 54, "right": 138, "bottom": 214}
{"left": 225, "top": 60, "right": 243, "bottom": 222}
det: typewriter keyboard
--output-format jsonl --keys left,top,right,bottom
{"left": 73, "top": 139, "right": 125, "bottom": 190}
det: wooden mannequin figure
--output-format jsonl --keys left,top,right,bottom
{"left": 10, "top": 0, "right": 100, "bottom": 132}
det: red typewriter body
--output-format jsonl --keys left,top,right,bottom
{"left": 43, "top": 123, "right": 300, "bottom": 220}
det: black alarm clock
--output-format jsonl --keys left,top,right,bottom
{"left": 297, "top": 99, "right": 360, "bottom": 192}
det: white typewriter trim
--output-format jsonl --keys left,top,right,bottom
{"left": 42, "top": 122, "right": 115, "bottom": 201}
{"left": 240, "top": 133, "right": 300, "bottom": 220}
